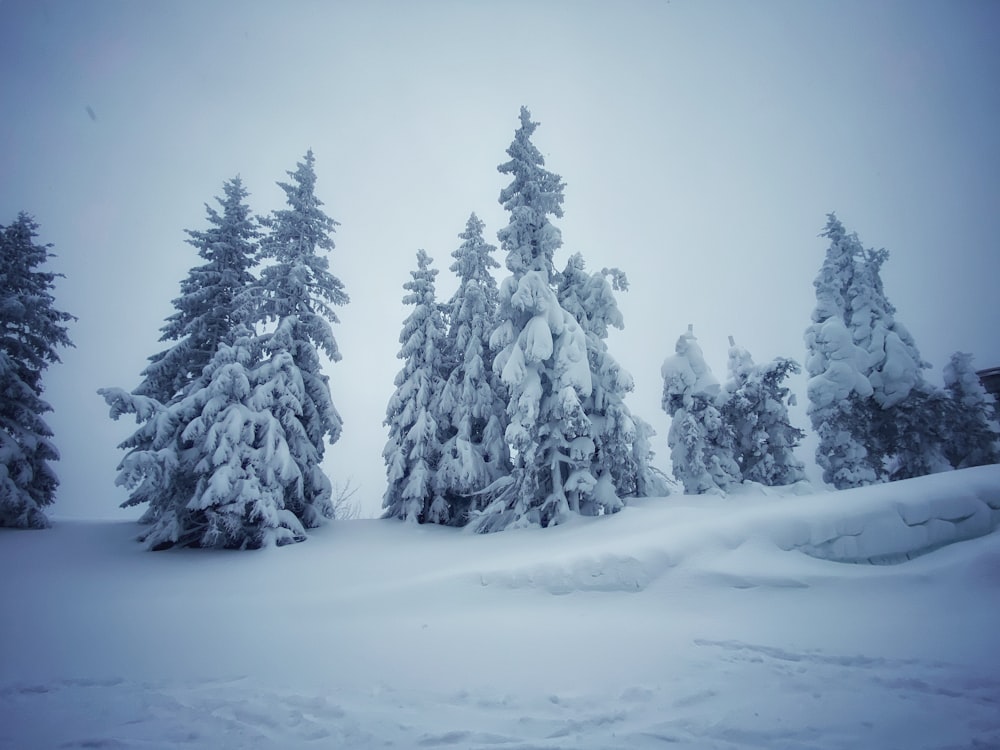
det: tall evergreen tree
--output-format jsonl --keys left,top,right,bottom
{"left": 942, "top": 352, "right": 1000, "bottom": 469}
{"left": 104, "top": 178, "right": 260, "bottom": 528}
{"left": 721, "top": 338, "right": 805, "bottom": 486}
{"left": 383, "top": 250, "right": 448, "bottom": 523}
{"left": 0, "top": 214, "right": 74, "bottom": 528}
{"left": 846, "top": 245, "right": 948, "bottom": 480}
{"left": 136, "top": 177, "right": 259, "bottom": 404}
{"left": 804, "top": 215, "right": 880, "bottom": 487}
{"left": 251, "top": 150, "right": 348, "bottom": 526}
{"left": 806, "top": 214, "right": 949, "bottom": 485}
{"left": 472, "top": 107, "right": 595, "bottom": 532}
{"left": 557, "top": 253, "right": 661, "bottom": 506}
{"left": 661, "top": 327, "right": 740, "bottom": 494}
{"left": 435, "top": 214, "right": 508, "bottom": 523}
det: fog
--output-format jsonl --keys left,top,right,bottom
{"left": 2, "top": 0, "right": 997, "bottom": 518}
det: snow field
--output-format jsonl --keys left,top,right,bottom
{"left": 2, "top": 466, "right": 999, "bottom": 749}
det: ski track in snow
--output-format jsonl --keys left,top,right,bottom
{"left": 2, "top": 644, "right": 998, "bottom": 750}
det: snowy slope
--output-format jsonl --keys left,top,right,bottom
{"left": 2, "top": 466, "right": 999, "bottom": 749}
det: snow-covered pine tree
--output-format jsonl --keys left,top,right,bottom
{"left": 721, "top": 338, "right": 805, "bottom": 486}
{"left": 661, "top": 326, "right": 740, "bottom": 494}
{"left": 557, "top": 253, "right": 662, "bottom": 507}
{"left": 0, "top": 214, "right": 74, "bottom": 528}
{"left": 846, "top": 244, "right": 948, "bottom": 480}
{"left": 100, "top": 328, "right": 311, "bottom": 549}
{"left": 471, "top": 107, "right": 595, "bottom": 532}
{"left": 103, "top": 178, "right": 260, "bottom": 526}
{"left": 804, "top": 214, "right": 880, "bottom": 488}
{"left": 383, "top": 250, "right": 448, "bottom": 523}
{"left": 251, "top": 150, "right": 348, "bottom": 527}
{"left": 435, "top": 214, "right": 508, "bottom": 524}
{"left": 942, "top": 352, "right": 1000, "bottom": 469}
{"left": 136, "top": 177, "right": 258, "bottom": 404}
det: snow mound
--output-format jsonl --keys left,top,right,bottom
{"left": 475, "top": 467, "right": 1000, "bottom": 596}
{"left": 771, "top": 465, "right": 1000, "bottom": 564}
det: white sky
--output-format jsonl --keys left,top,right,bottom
{"left": 2, "top": 0, "right": 998, "bottom": 519}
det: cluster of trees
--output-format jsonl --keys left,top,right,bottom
{"left": 4, "top": 108, "right": 998, "bottom": 544}
{"left": 382, "top": 108, "right": 664, "bottom": 532}
{"left": 804, "top": 213, "right": 999, "bottom": 488}
{"left": 661, "top": 327, "right": 805, "bottom": 494}
{"left": 0, "top": 214, "right": 75, "bottom": 529}
{"left": 99, "top": 152, "right": 349, "bottom": 549}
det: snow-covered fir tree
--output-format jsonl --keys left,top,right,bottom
{"left": 661, "top": 326, "right": 740, "bottom": 494}
{"left": 101, "top": 329, "right": 312, "bottom": 549}
{"left": 383, "top": 250, "right": 449, "bottom": 523}
{"left": 720, "top": 338, "right": 805, "bottom": 486}
{"left": 806, "top": 213, "right": 950, "bottom": 485}
{"left": 557, "top": 253, "right": 663, "bottom": 506}
{"left": 434, "top": 214, "right": 508, "bottom": 523}
{"left": 136, "top": 177, "right": 258, "bottom": 404}
{"left": 104, "top": 177, "right": 262, "bottom": 528}
{"left": 0, "top": 214, "right": 75, "bottom": 528}
{"left": 804, "top": 215, "right": 880, "bottom": 488}
{"left": 251, "top": 150, "right": 348, "bottom": 526}
{"left": 846, "top": 244, "right": 948, "bottom": 480}
{"left": 102, "top": 157, "right": 347, "bottom": 545}
{"left": 942, "top": 352, "right": 1000, "bottom": 469}
{"left": 472, "top": 107, "right": 596, "bottom": 532}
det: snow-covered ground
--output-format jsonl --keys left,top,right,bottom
{"left": 2, "top": 466, "right": 999, "bottom": 749}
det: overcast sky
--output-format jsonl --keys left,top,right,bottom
{"left": 2, "top": 0, "right": 998, "bottom": 520}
